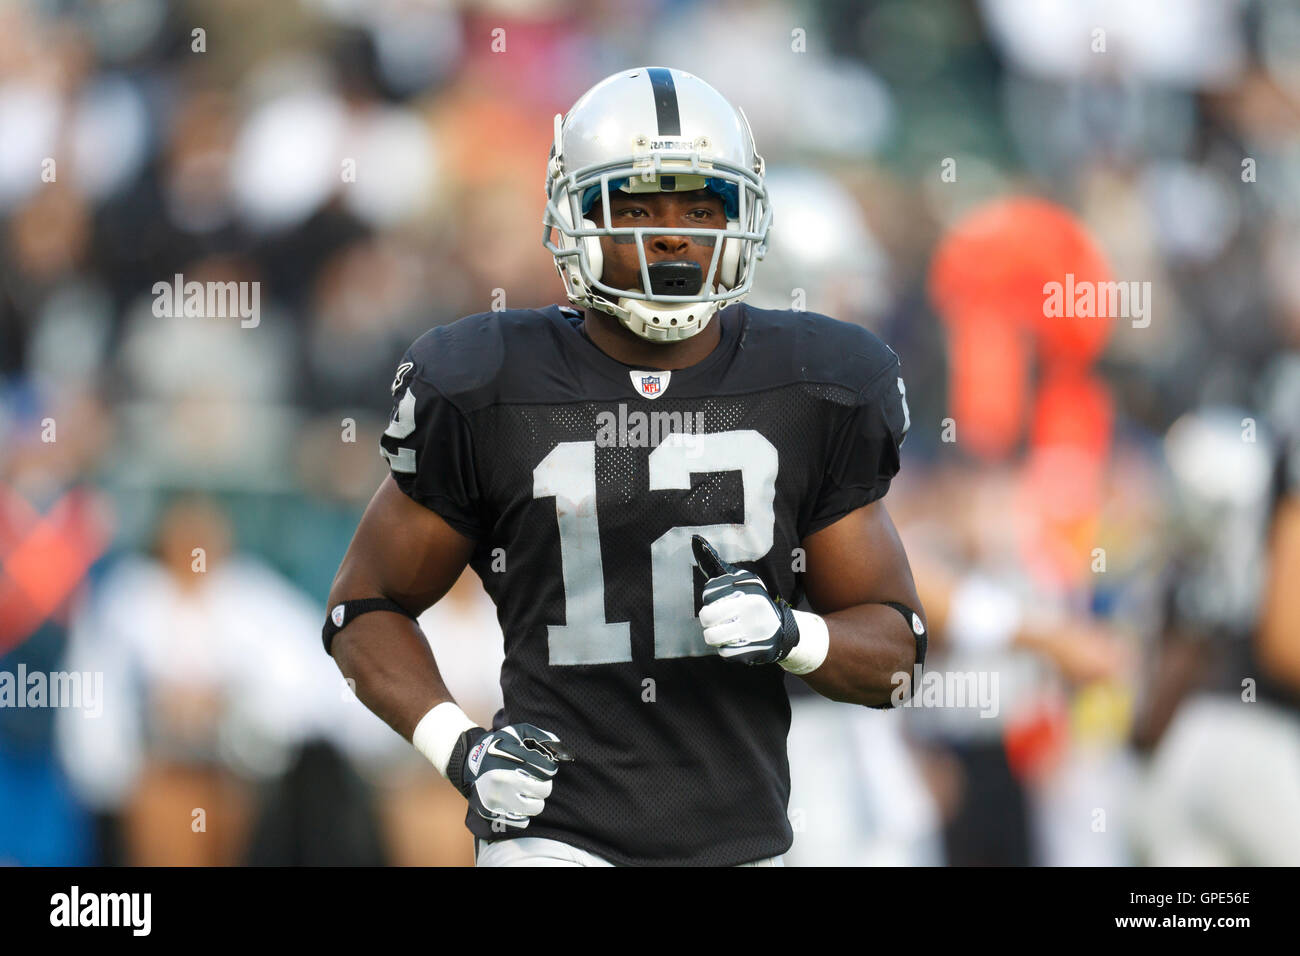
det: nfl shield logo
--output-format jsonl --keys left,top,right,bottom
{"left": 629, "top": 369, "right": 671, "bottom": 399}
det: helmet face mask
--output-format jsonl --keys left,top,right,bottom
{"left": 543, "top": 68, "right": 772, "bottom": 343}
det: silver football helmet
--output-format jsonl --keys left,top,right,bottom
{"left": 543, "top": 67, "right": 772, "bottom": 343}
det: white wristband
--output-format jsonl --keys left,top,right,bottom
{"left": 412, "top": 701, "right": 478, "bottom": 777}
{"left": 782, "top": 610, "right": 830, "bottom": 675}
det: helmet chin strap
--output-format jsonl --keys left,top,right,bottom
{"left": 600, "top": 296, "right": 721, "bottom": 344}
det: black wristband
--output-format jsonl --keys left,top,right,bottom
{"left": 868, "top": 602, "right": 928, "bottom": 710}
{"left": 883, "top": 601, "right": 928, "bottom": 670}
{"left": 322, "top": 597, "right": 419, "bottom": 655}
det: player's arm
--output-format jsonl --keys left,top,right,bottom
{"left": 693, "top": 336, "right": 924, "bottom": 706}
{"left": 327, "top": 339, "right": 573, "bottom": 829}
{"left": 794, "top": 499, "right": 924, "bottom": 706}
{"left": 326, "top": 477, "right": 569, "bottom": 827}
{"left": 692, "top": 503, "right": 924, "bottom": 707}
{"left": 326, "top": 473, "right": 474, "bottom": 743}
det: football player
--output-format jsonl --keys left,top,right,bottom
{"left": 323, "top": 67, "right": 927, "bottom": 866}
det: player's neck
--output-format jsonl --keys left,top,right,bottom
{"left": 579, "top": 309, "right": 723, "bottom": 370}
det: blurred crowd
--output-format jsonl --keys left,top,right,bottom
{"left": 2, "top": 0, "right": 1300, "bottom": 865}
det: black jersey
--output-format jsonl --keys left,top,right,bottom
{"left": 379, "top": 302, "right": 909, "bottom": 865}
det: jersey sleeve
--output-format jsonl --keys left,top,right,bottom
{"left": 803, "top": 357, "right": 910, "bottom": 538}
{"left": 379, "top": 349, "right": 486, "bottom": 540}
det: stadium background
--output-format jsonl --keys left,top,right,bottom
{"left": 2, "top": 0, "right": 1299, "bottom": 865}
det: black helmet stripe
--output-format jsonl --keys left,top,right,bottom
{"left": 646, "top": 67, "right": 681, "bottom": 137}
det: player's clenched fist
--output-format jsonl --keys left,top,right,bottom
{"left": 447, "top": 724, "right": 573, "bottom": 828}
{"left": 692, "top": 534, "right": 802, "bottom": 666}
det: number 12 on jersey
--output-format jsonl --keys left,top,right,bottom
{"left": 533, "top": 431, "right": 778, "bottom": 665}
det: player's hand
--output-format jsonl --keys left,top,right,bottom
{"left": 448, "top": 723, "right": 573, "bottom": 829}
{"left": 692, "top": 534, "right": 800, "bottom": 665}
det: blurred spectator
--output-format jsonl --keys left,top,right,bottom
{"left": 0, "top": 385, "right": 113, "bottom": 865}
{"left": 55, "top": 494, "right": 393, "bottom": 864}
{"left": 1128, "top": 401, "right": 1300, "bottom": 865}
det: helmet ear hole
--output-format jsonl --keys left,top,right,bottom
{"left": 581, "top": 217, "right": 603, "bottom": 280}
{"left": 719, "top": 220, "right": 741, "bottom": 289}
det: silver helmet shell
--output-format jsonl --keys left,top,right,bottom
{"left": 543, "top": 67, "right": 771, "bottom": 343}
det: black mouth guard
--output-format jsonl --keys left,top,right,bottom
{"left": 647, "top": 260, "right": 703, "bottom": 296}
